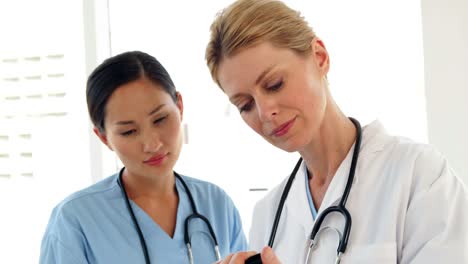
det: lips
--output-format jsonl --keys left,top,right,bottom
{"left": 271, "top": 117, "right": 296, "bottom": 137}
{"left": 143, "top": 154, "right": 167, "bottom": 166}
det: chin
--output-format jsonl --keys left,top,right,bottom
{"left": 270, "top": 139, "right": 302, "bottom": 153}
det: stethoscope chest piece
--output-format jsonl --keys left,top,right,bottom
{"left": 265, "top": 117, "right": 362, "bottom": 264}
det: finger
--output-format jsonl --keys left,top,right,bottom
{"left": 220, "top": 253, "right": 234, "bottom": 264}
{"left": 261, "top": 246, "right": 282, "bottom": 264}
{"left": 244, "top": 251, "right": 258, "bottom": 258}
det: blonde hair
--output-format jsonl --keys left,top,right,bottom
{"left": 205, "top": 0, "right": 316, "bottom": 86}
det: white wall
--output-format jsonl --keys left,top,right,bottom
{"left": 0, "top": 1, "right": 91, "bottom": 263}
{"left": 421, "top": 0, "right": 468, "bottom": 184}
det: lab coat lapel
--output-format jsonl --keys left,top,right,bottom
{"left": 281, "top": 147, "right": 356, "bottom": 236}
{"left": 277, "top": 120, "right": 391, "bottom": 263}
{"left": 317, "top": 144, "right": 356, "bottom": 214}
{"left": 270, "top": 160, "right": 311, "bottom": 261}
{"left": 281, "top": 158, "right": 356, "bottom": 263}
{"left": 317, "top": 120, "right": 389, "bottom": 215}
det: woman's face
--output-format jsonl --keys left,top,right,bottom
{"left": 217, "top": 40, "right": 330, "bottom": 152}
{"left": 95, "top": 77, "right": 183, "bottom": 179}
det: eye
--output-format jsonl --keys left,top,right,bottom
{"left": 266, "top": 80, "right": 283, "bottom": 91}
{"left": 154, "top": 115, "right": 168, "bottom": 124}
{"left": 120, "top": 129, "right": 136, "bottom": 136}
{"left": 239, "top": 100, "right": 254, "bottom": 113}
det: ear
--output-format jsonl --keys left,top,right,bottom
{"left": 175, "top": 92, "right": 184, "bottom": 121}
{"left": 311, "top": 38, "right": 330, "bottom": 76}
{"left": 93, "top": 127, "right": 114, "bottom": 151}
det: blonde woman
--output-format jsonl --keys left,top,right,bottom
{"left": 206, "top": 0, "right": 468, "bottom": 263}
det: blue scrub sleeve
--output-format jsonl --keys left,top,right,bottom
{"left": 40, "top": 234, "right": 88, "bottom": 264}
{"left": 229, "top": 205, "right": 249, "bottom": 253}
{"left": 40, "top": 208, "right": 88, "bottom": 264}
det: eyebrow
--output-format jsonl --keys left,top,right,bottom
{"left": 229, "top": 65, "right": 275, "bottom": 103}
{"left": 115, "top": 104, "right": 165, "bottom": 125}
{"left": 147, "top": 104, "right": 165, "bottom": 116}
{"left": 255, "top": 65, "right": 274, "bottom": 86}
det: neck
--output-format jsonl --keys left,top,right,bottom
{"left": 299, "top": 99, "right": 357, "bottom": 186}
{"left": 122, "top": 169, "right": 177, "bottom": 200}
{"left": 121, "top": 168, "right": 179, "bottom": 238}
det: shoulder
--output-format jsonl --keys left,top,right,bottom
{"left": 363, "top": 120, "right": 441, "bottom": 158}
{"left": 45, "top": 174, "right": 120, "bottom": 230}
{"left": 178, "top": 174, "right": 230, "bottom": 198}
{"left": 58, "top": 174, "right": 119, "bottom": 208}
{"left": 382, "top": 134, "right": 448, "bottom": 187}
{"left": 250, "top": 176, "right": 290, "bottom": 228}
{"left": 362, "top": 120, "right": 445, "bottom": 174}
{"left": 360, "top": 120, "right": 433, "bottom": 160}
{"left": 177, "top": 174, "right": 246, "bottom": 239}
{"left": 362, "top": 120, "right": 459, "bottom": 193}
{"left": 40, "top": 175, "right": 121, "bottom": 263}
{"left": 253, "top": 177, "right": 287, "bottom": 216}
{"left": 177, "top": 174, "right": 238, "bottom": 211}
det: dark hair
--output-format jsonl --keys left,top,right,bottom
{"left": 86, "top": 51, "right": 177, "bottom": 133}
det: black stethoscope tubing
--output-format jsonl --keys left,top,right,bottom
{"left": 118, "top": 168, "right": 220, "bottom": 264}
{"left": 267, "top": 117, "right": 362, "bottom": 257}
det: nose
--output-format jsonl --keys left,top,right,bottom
{"left": 142, "top": 130, "right": 162, "bottom": 153}
{"left": 256, "top": 95, "right": 278, "bottom": 122}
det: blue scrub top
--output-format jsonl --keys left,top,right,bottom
{"left": 304, "top": 165, "right": 318, "bottom": 220}
{"left": 40, "top": 173, "right": 247, "bottom": 264}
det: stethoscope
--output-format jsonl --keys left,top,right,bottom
{"left": 117, "top": 168, "right": 222, "bottom": 264}
{"left": 248, "top": 117, "right": 361, "bottom": 264}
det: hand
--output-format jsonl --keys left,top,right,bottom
{"left": 214, "top": 247, "right": 281, "bottom": 264}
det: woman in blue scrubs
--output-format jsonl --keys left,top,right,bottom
{"left": 40, "top": 51, "right": 247, "bottom": 263}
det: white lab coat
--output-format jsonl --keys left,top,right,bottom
{"left": 249, "top": 120, "right": 468, "bottom": 263}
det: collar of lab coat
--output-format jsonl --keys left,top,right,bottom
{"left": 284, "top": 120, "right": 390, "bottom": 229}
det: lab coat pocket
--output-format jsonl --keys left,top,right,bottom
{"left": 342, "top": 242, "right": 397, "bottom": 264}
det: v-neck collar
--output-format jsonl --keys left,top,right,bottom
{"left": 123, "top": 176, "right": 189, "bottom": 243}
